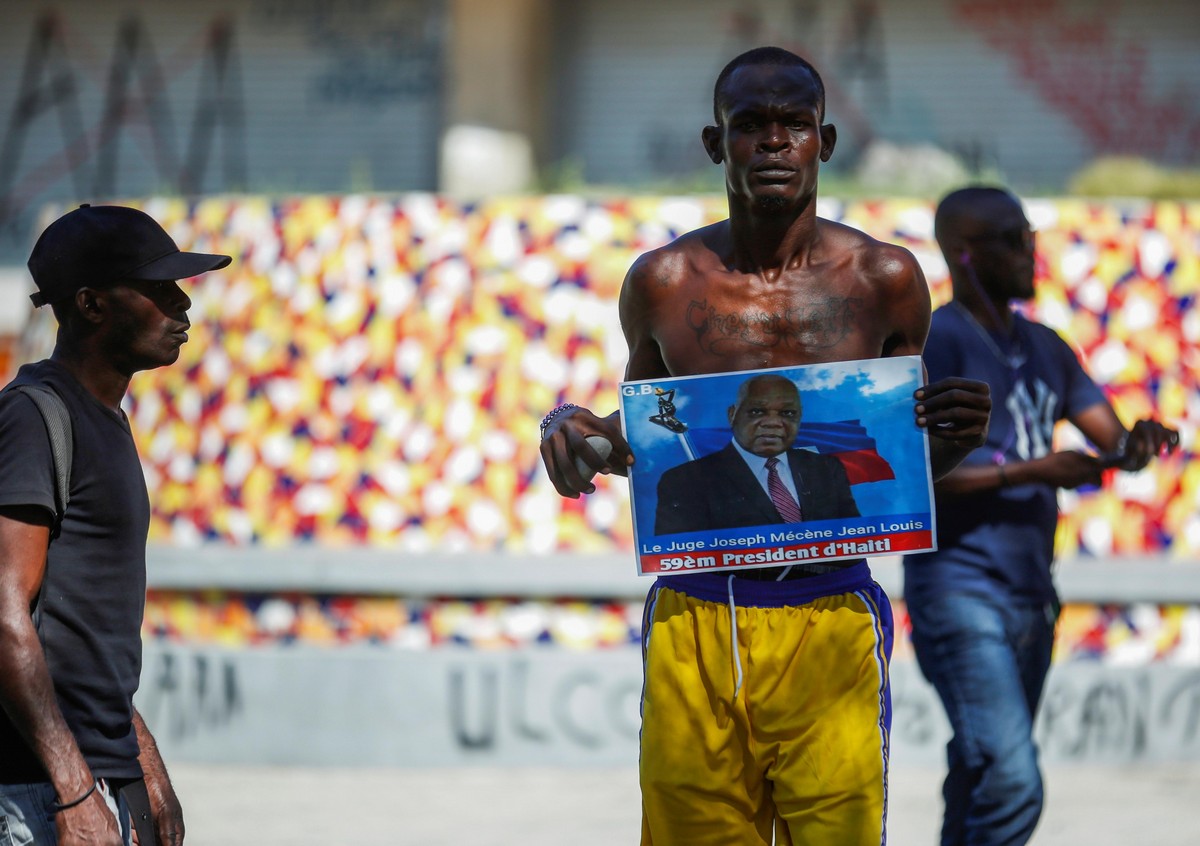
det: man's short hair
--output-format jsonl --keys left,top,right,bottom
{"left": 734, "top": 373, "right": 800, "bottom": 407}
{"left": 933, "top": 185, "right": 1016, "bottom": 253}
{"left": 713, "top": 46, "right": 825, "bottom": 123}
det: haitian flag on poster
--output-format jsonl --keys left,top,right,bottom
{"left": 685, "top": 421, "right": 896, "bottom": 485}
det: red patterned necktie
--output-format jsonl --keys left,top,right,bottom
{"left": 766, "top": 456, "right": 803, "bottom": 522}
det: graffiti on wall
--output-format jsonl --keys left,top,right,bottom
{"left": 449, "top": 657, "right": 642, "bottom": 752}
{"left": 0, "top": 12, "right": 246, "bottom": 253}
{"left": 892, "top": 665, "right": 1200, "bottom": 761}
{"left": 1039, "top": 669, "right": 1200, "bottom": 759}
{"left": 138, "top": 645, "right": 1200, "bottom": 764}
{"left": 956, "top": 0, "right": 1200, "bottom": 164}
{"left": 251, "top": 0, "right": 443, "bottom": 106}
{"left": 138, "top": 650, "right": 243, "bottom": 742}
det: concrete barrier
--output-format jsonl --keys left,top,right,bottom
{"left": 136, "top": 641, "right": 1200, "bottom": 767}
{"left": 137, "top": 548, "right": 1200, "bottom": 766}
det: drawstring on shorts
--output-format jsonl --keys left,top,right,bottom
{"left": 678, "top": 562, "right": 871, "bottom": 707}
{"left": 726, "top": 568, "right": 789, "bottom": 703}
{"left": 727, "top": 574, "right": 744, "bottom": 703}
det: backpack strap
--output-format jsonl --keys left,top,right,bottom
{"left": 0, "top": 381, "right": 73, "bottom": 633}
{"left": 7, "top": 385, "right": 73, "bottom": 538}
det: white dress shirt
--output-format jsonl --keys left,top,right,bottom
{"left": 730, "top": 438, "right": 803, "bottom": 504}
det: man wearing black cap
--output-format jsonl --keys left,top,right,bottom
{"left": 0, "top": 205, "right": 230, "bottom": 845}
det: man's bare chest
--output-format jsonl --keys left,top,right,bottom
{"left": 658, "top": 291, "right": 886, "bottom": 375}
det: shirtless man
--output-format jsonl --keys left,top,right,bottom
{"left": 539, "top": 47, "right": 990, "bottom": 845}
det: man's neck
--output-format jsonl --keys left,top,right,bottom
{"left": 730, "top": 436, "right": 771, "bottom": 469}
{"left": 952, "top": 286, "right": 1013, "bottom": 334}
{"left": 726, "top": 194, "right": 820, "bottom": 280}
{"left": 50, "top": 345, "right": 131, "bottom": 413}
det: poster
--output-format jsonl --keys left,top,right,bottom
{"left": 619, "top": 356, "right": 936, "bottom": 577}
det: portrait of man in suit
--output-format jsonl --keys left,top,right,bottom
{"left": 654, "top": 373, "right": 860, "bottom": 535}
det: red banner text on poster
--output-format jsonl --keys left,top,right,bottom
{"left": 641, "top": 531, "right": 933, "bottom": 576}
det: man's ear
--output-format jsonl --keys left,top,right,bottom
{"left": 74, "top": 288, "right": 106, "bottom": 325}
{"left": 819, "top": 123, "right": 837, "bottom": 162}
{"left": 727, "top": 404, "right": 737, "bottom": 425}
{"left": 702, "top": 125, "right": 723, "bottom": 164}
{"left": 948, "top": 239, "right": 972, "bottom": 268}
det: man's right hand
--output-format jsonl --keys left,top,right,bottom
{"left": 56, "top": 788, "right": 124, "bottom": 846}
{"left": 1030, "top": 451, "right": 1104, "bottom": 489}
{"left": 538, "top": 406, "right": 633, "bottom": 498}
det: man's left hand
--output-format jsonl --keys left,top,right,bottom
{"left": 143, "top": 777, "right": 184, "bottom": 846}
{"left": 1117, "top": 419, "right": 1181, "bottom": 472}
{"left": 914, "top": 377, "right": 991, "bottom": 449}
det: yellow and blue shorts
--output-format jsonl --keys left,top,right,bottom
{"left": 639, "top": 561, "right": 893, "bottom": 845}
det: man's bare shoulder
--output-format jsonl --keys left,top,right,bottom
{"left": 818, "top": 217, "right": 921, "bottom": 266}
{"left": 817, "top": 218, "right": 923, "bottom": 285}
{"left": 626, "top": 221, "right": 730, "bottom": 290}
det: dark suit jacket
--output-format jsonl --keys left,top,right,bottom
{"left": 654, "top": 442, "right": 860, "bottom": 535}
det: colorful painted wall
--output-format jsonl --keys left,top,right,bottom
{"left": 18, "top": 194, "right": 1191, "bottom": 555}
{"left": 143, "top": 589, "right": 1200, "bottom": 668}
{"left": 12, "top": 193, "right": 1199, "bottom": 664}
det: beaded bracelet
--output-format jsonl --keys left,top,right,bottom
{"left": 50, "top": 779, "right": 98, "bottom": 813}
{"left": 539, "top": 403, "right": 579, "bottom": 439}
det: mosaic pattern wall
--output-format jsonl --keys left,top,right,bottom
{"left": 142, "top": 591, "right": 1200, "bottom": 666}
{"left": 35, "top": 194, "right": 1189, "bottom": 557}
{"left": 12, "top": 193, "right": 1197, "bottom": 662}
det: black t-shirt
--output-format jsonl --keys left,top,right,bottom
{"left": 0, "top": 360, "right": 150, "bottom": 782}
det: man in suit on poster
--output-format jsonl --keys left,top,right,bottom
{"left": 655, "top": 373, "right": 859, "bottom": 534}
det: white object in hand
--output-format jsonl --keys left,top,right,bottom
{"left": 574, "top": 435, "right": 613, "bottom": 480}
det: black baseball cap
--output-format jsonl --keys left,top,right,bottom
{"left": 27, "top": 204, "right": 232, "bottom": 307}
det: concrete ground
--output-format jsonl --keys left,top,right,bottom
{"left": 169, "top": 759, "right": 1200, "bottom": 845}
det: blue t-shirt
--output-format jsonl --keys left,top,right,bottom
{"left": 903, "top": 304, "right": 1106, "bottom": 605}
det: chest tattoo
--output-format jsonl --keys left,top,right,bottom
{"left": 685, "top": 297, "right": 864, "bottom": 354}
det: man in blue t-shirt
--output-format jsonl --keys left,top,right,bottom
{"left": 904, "top": 186, "right": 1179, "bottom": 846}
{"left": 0, "top": 205, "right": 230, "bottom": 846}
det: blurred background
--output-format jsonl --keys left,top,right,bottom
{"left": 0, "top": 1, "right": 1197, "bottom": 843}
